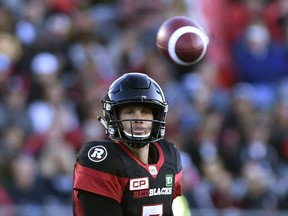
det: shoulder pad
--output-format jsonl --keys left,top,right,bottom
{"left": 76, "top": 140, "right": 125, "bottom": 175}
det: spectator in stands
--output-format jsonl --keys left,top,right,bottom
{"left": 5, "top": 153, "right": 47, "bottom": 216}
{"left": 38, "top": 138, "right": 75, "bottom": 207}
{"left": 26, "top": 80, "right": 81, "bottom": 154}
{"left": 240, "top": 161, "right": 279, "bottom": 210}
{"left": 239, "top": 112, "right": 279, "bottom": 173}
{"left": 1, "top": 75, "right": 32, "bottom": 134}
{"left": 233, "top": 21, "right": 288, "bottom": 109}
{"left": 233, "top": 21, "right": 288, "bottom": 85}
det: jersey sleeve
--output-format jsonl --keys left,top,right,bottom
{"left": 79, "top": 190, "right": 124, "bottom": 216}
{"left": 73, "top": 141, "right": 129, "bottom": 203}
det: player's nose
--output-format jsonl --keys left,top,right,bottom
{"left": 133, "top": 110, "right": 144, "bottom": 122}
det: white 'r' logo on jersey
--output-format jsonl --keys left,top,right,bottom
{"left": 88, "top": 145, "right": 107, "bottom": 162}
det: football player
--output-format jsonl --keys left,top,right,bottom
{"left": 73, "top": 72, "right": 183, "bottom": 215}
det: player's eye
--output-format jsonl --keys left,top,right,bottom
{"left": 123, "top": 109, "right": 134, "bottom": 115}
{"left": 142, "top": 109, "right": 153, "bottom": 115}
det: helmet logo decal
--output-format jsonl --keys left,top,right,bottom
{"left": 88, "top": 145, "right": 108, "bottom": 162}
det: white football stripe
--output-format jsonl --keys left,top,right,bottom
{"left": 168, "top": 26, "right": 209, "bottom": 65}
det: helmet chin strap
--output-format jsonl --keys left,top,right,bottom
{"left": 125, "top": 140, "right": 149, "bottom": 148}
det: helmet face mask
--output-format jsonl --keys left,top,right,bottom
{"left": 99, "top": 73, "right": 168, "bottom": 148}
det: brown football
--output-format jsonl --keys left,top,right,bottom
{"left": 156, "top": 16, "right": 209, "bottom": 66}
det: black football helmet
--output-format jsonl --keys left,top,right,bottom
{"left": 98, "top": 72, "right": 168, "bottom": 148}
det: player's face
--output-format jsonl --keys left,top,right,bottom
{"left": 118, "top": 104, "right": 153, "bottom": 138}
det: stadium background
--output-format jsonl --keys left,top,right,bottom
{"left": 0, "top": 0, "right": 288, "bottom": 215}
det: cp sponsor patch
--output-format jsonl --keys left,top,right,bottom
{"left": 88, "top": 145, "right": 107, "bottom": 162}
{"left": 129, "top": 177, "right": 149, "bottom": 191}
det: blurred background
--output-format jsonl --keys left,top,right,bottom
{"left": 0, "top": 0, "right": 287, "bottom": 215}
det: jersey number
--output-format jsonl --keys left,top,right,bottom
{"left": 142, "top": 204, "right": 163, "bottom": 216}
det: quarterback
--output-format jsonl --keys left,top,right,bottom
{"left": 73, "top": 72, "right": 183, "bottom": 215}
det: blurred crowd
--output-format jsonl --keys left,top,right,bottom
{"left": 0, "top": 0, "right": 288, "bottom": 215}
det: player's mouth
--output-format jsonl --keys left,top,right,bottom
{"left": 124, "top": 127, "right": 151, "bottom": 138}
{"left": 132, "top": 127, "right": 147, "bottom": 135}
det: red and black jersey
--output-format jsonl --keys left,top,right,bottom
{"left": 73, "top": 139, "right": 182, "bottom": 216}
